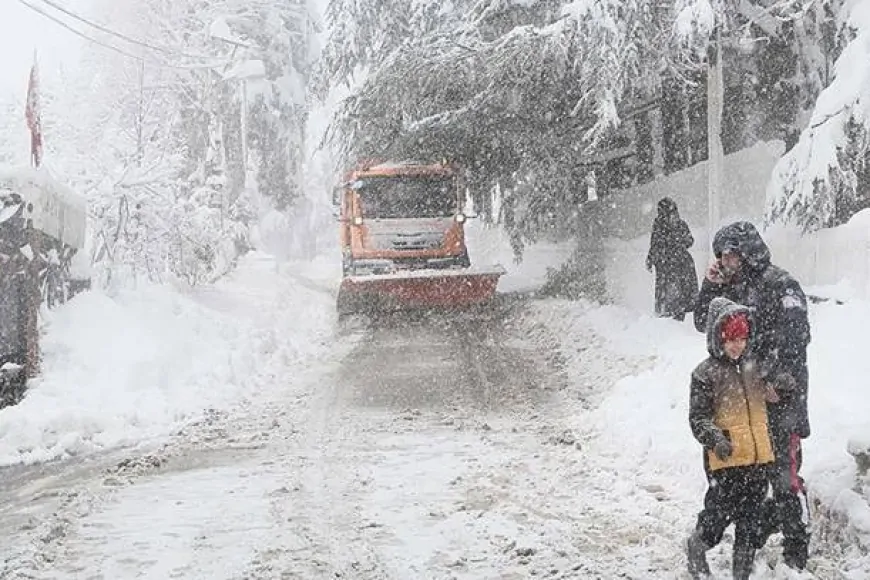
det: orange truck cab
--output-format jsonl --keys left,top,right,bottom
{"left": 335, "top": 161, "right": 471, "bottom": 276}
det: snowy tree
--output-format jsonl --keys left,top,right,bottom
{"left": 672, "top": 0, "right": 837, "bottom": 151}
{"left": 317, "top": 0, "right": 674, "bottom": 248}
{"left": 25, "top": 0, "right": 317, "bottom": 285}
{"left": 766, "top": 0, "right": 870, "bottom": 231}
{"left": 316, "top": 0, "right": 840, "bottom": 249}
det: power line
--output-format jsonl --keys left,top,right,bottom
{"left": 16, "top": 0, "right": 226, "bottom": 70}
{"left": 34, "top": 0, "right": 217, "bottom": 61}
{"left": 18, "top": 0, "right": 147, "bottom": 61}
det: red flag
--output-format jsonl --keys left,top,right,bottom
{"left": 25, "top": 55, "right": 43, "bottom": 168}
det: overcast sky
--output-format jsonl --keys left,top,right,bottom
{"left": 0, "top": 1, "right": 84, "bottom": 98}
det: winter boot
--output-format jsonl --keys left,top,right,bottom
{"left": 782, "top": 535, "right": 809, "bottom": 570}
{"left": 686, "top": 531, "right": 712, "bottom": 579}
{"left": 732, "top": 546, "right": 756, "bottom": 580}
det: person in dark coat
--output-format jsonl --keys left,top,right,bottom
{"left": 686, "top": 297, "right": 777, "bottom": 580}
{"left": 693, "top": 220, "right": 812, "bottom": 570}
{"left": 646, "top": 197, "right": 698, "bottom": 320}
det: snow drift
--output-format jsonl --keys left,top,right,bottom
{"left": 0, "top": 252, "right": 336, "bottom": 466}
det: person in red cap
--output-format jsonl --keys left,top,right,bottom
{"left": 686, "top": 297, "right": 779, "bottom": 580}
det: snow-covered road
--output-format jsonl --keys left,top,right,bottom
{"left": 1, "top": 251, "right": 866, "bottom": 579}
{"left": 0, "top": 264, "right": 663, "bottom": 579}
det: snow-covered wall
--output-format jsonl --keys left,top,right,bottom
{"left": 605, "top": 141, "right": 870, "bottom": 310}
{"left": 765, "top": 211, "right": 870, "bottom": 297}
{"left": 602, "top": 140, "right": 784, "bottom": 241}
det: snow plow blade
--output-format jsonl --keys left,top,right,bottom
{"left": 337, "top": 266, "right": 505, "bottom": 315}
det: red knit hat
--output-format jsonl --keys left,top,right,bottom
{"left": 721, "top": 312, "right": 750, "bottom": 341}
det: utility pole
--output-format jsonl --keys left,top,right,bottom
{"left": 240, "top": 77, "right": 248, "bottom": 183}
{"left": 707, "top": 26, "right": 725, "bottom": 249}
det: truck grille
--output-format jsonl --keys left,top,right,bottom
{"left": 389, "top": 232, "right": 443, "bottom": 250}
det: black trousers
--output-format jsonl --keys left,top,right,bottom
{"left": 762, "top": 409, "right": 811, "bottom": 560}
{"left": 695, "top": 463, "right": 769, "bottom": 550}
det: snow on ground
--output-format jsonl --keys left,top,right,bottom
{"left": 465, "top": 218, "right": 574, "bottom": 293}
{"left": 68, "top": 461, "right": 287, "bottom": 579}
{"left": 534, "top": 292, "right": 870, "bottom": 577}
{"left": 37, "top": 246, "right": 868, "bottom": 579}
{"left": 0, "top": 251, "right": 337, "bottom": 467}
{"left": 4, "top": 190, "right": 870, "bottom": 578}
{"left": 595, "top": 214, "right": 870, "bottom": 577}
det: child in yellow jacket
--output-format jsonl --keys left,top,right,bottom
{"left": 686, "top": 297, "right": 777, "bottom": 580}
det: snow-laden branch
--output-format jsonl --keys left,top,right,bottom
{"left": 323, "top": 0, "right": 671, "bottom": 168}
{"left": 766, "top": 0, "right": 870, "bottom": 231}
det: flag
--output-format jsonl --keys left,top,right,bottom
{"left": 25, "top": 54, "right": 43, "bottom": 168}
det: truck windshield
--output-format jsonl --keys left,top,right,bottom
{"left": 356, "top": 176, "right": 456, "bottom": 219}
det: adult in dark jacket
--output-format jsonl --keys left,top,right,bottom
{"left": 686, "top": 297, "right": 776, "bottom": 580}
{"left": 693, "top": 220, "right": 812, "bottom": 570}
{"left": 646, "top": 197, "right": 698, "bottom": 320}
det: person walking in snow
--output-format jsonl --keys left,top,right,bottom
{"left": 645, "top": 197, "right": 698, "bottom": 321}
{"left": 693, "top": 221, "right": 812, "bottom": 570}
{"left": 686, "top": 297, "right": 778, "bottom": 580}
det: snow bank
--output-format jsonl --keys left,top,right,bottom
{"left": 0, "top": 287, "right": 248, "bottom": 466}
{"left": 542, "top": 291, "right": 870, "bottom": 573}
{"left": 542, "top": 298, "right": 708, "bottom": 504}
{"left": 464, "top": 219, "right": 574, "bottom": 293}
{"left": 801, "top": 298, "right": 870, "bottom": 526}
{"left": 0, "top": 252, "right": 336, "bottom": 467}
{"left": 764, "top": 209, "right": 870, "bottom": 297}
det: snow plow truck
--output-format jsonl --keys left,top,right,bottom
{"left": 335, "top": 160, "right": 505, "bottom": 316}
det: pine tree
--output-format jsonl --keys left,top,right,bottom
{"left": 766, "top": 0, "right": 869, "bottom": 232}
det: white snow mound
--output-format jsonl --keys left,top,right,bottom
{"left": 0, "top": 252, "right": 336, "bottom": 466}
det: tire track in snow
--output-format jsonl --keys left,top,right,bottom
{"left": 0, "top": 258, "right": 359, "bottom": 579}
{"left": 241, "top": 365, "right": 394, "bottom": 579}
{"left": 8, "top": 287, "right": 836, "bottom": 579}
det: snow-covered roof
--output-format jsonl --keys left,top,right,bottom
{"left": 0, "top": 166, "right": 87, "bottom": 250}
{"left": 357, "top": 160, "right": 457, "bottom": 176}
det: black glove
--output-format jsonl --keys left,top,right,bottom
{"left": 713, "top": 433, "right": 732, "bottom": 460}
{"left": 772, "top": 372, "right": 798, "bottom": 394}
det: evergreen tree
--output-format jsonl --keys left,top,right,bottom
{"left": 765, "top": 0, "right": 870, "bottom": 231}
{"left": 317, "top": 0, "right": 672, "bottom": 250}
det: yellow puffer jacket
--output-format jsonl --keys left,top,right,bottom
{"left": 690, "top": 297, "right": 775, "bottom": 471}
